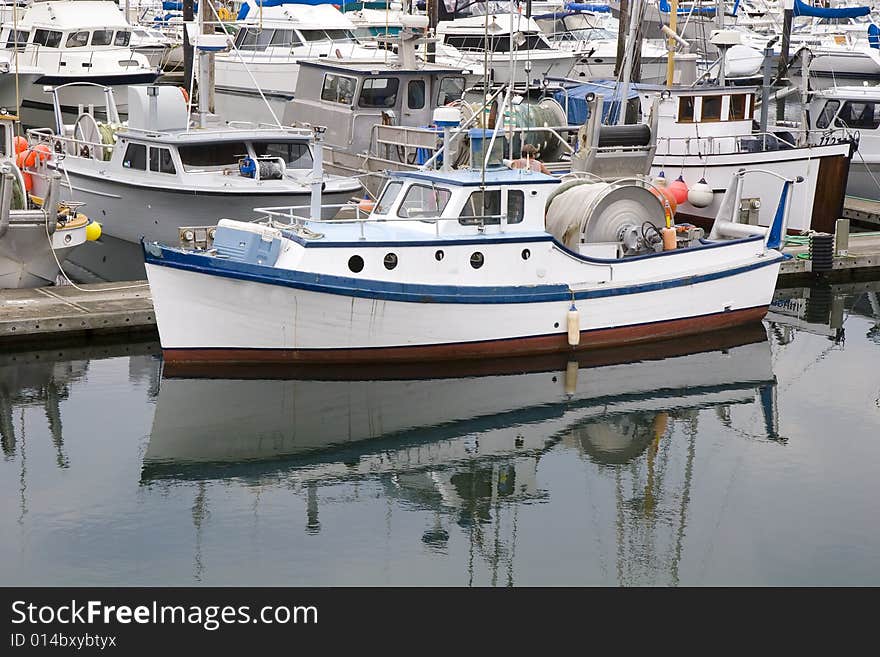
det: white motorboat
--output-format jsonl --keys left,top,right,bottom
{"left": 25, "top": 83, "right": 363, "bottom": 281}
{"left": 143, "top": 120, "right": 794, "bottom": 364}
{"left": 0, "top": 1, "right": 160, "bottom": 124}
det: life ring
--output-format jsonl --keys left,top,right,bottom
{"left": 179, "top": 86, "right": 190, "bottom": 104}
{"left": 217, "top": 6, "right": 233, "bottom": 21}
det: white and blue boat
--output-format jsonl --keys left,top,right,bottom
{"left": 143, "top": 128, "right": 795, "bottom": 364}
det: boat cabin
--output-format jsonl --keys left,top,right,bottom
{"left": 640, "top": 86, "right": 760, "bottom": 156}
{"left": 0, "top": 1, "right": 137, "bottom": 53}
{"left": 367, "top": 167, "right": 558, "bottom": 237}
{"left": 285, "top": 59, "right": 469, "bottom": 155}
{"left": 809, "top": 86, "right": 880, "bottom": 133}
{"left": 436, "top": 14, "right": 554, "bottom": 53}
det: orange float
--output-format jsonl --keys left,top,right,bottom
{"left": 14, "top": 136, "right": 27, "bottom": 154}
{"left": 33, "top": 143, "right": 51, "bottom": 162}
{"left": 22, "top": 171, "right": 32, "bottom": 192}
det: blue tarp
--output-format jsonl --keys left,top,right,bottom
{"left": 237, "top": 0, "right": 357, "bottom": 21}
{"left": 564, "top": 3, "right": 612, "bottom": 13}
{"left": 869, "top": 23, "right": 880, "bottom": 48}
{"left": 553, "top": 81, "right": 639, "bottom": 126}
{"left": 658, "top": 0, "right": 717, "bottom": 16}
{"left": 793, "top": 0, "right": 870, "bottom": 18}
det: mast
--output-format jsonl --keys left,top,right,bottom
{"left": 777, "top": 0, "right": 794, "bottom": 122}
{"left": 183, "top": 0, "right": 195, "bottom": 96}
{"left": 665, "top": 0, "right": 678, "bottom": 88}
{"left": 617, "top": 0, "right": 641, "bottom": 125}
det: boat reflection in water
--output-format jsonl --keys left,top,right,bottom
{"left": 143, "top": 323, "right": 780, "bottom": 583}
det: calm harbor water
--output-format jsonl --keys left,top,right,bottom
{"left": 1, "top": 280, "right": 878, "bottom": 587}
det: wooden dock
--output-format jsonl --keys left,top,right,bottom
{"left": 779, "top": 231, "right": 880, "bottom": 278}
{"left": 0, "top": 281, "right": 157, "bottom": 345}
{"left": 843, "top": 196, "right": 880, "bottom": 230}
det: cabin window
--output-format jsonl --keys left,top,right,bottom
{"left": 252, "top": 141, "right": 313, "bottom": 168}
{"left": 122, "top": 143, "right": 147, "bottom": 170}
{"left": 66, "top": 31, "right": 90, "bottom": 48}
{"left": 817, "top": 100, "right": 840, "bottom": 129}
{"left": 359, "top": 77, "right": 400, "bottom": 108}
{"left": 374, "top": 180, "right": 403, "bottom": 215}
{"left": 458, "top": 190, "right": 524, "bottom": 225}
{"left": 444, "top": 35, "right": 483, "bottom": 51}
{"left": 396, "top": 184, "right": 451, "bottom": 219}
{"left": 301, "top": 29, "right": 353, "bottom": 42}
{"left": 178, "top": 142, "right": 248, "bottom": 170}
{"left": 5, "top": 30, "right": 28, "bottom": 50}
{"left": 270, "top": 29, "right": 301, "bottom": 47}
{"left": 729, "top": 94, "right": 747, "bottom": 121}
{"left": 320, "top": 73, "right": 356, "bottom": 104}
{"left": 149, "top": 147, "right": 176, "bottom": 174}
{"left": 701, "top": 95, "right": 722, "bottom": 121}
{"left": 33, "top": 29, "right": 62, "bottom": 48}
{"left": 325, "top": 29, "right": 353, "bottom": 41}
{"left": 835, "top": 101, "right": 880, "bottom": 130}
{"left": 438, "top": 77, "right": 465, "bottom": 105}
{"left": 92, "top": 30, "right": 113, "bottom": 46}
{"left": 407, "top": 80, "right": 426, "bottom": 110}
{"left": 235, "top": 28, "right": 273, "bottom": 51}
{"left": 677, "top": 96, "right": 695, "bottom": 123}
{"left": 114, "top": 31, "right": 131, "bottom": 47}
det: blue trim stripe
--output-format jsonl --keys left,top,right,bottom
{"left": 145, "top": 243, "right": 785, "bottom": 305}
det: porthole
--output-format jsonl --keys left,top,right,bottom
{"left": 435, "top": 250, "right": 444, "bottom": 261}
{"left": 384, "top": 253, "right": 398, "bottom": 270}
{"left": 521, "top": 248, "right": 530, "bottom": 260}
{"left": 348, "top": 255, "right": 364, "bottom": 273}
{"left": 470, "top": 252, "right": 484, "bottom": 269}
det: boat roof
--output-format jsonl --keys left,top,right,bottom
{"left": 237, "top": 4, "right": 356, "bottom": 30}
{"left": 298, "top": 58, "right": 470, "bottom": 76}
{"left": 813, "top": 85, "right": 880, "bottom": 100}
{"left": 115, "top": 125, "right": 314, "bottom": 145}
{"left": 635, "top": 83, "right": 761, "bottom": 96}
{"left": 391, "top": 167, "right": 559, "bottom": 187}
{"left": 437, "top": 13, "right": 543, "bottom": 35}
{"left": 7, "top": 1, "right": 130, "bottom": 29}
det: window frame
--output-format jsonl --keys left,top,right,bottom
{"left": 396, "top": 183, "right": 452, "bottom": 220}
{"left": 66, "top": 30, "right": 90, "bottom": 48}
{"left": 358, "top": 77, "right": 400, "bottom": 109}
{"left": 320, "top": 73, "right": 357, "bottom": 105}
{"left": 122, "top": 142, "right": 147, "bottom": 170}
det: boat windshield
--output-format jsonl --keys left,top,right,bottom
{"left": 252, "top": 141, "right": 313, "bottom": 168}
{"left": 374, "top": 180, "right": 403, "bottom": 215}
{"left": 396, "top": 183, "right": 451, "bottom": 220}
{"left": 178, "top": 142, "right": 249, "bottom": 171}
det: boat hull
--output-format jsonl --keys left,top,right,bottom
{"left": 145, "top": 241, "right": 782, "bottom": 363}
{"left": 0, "top": 223, "right": 82, "bottom": 288}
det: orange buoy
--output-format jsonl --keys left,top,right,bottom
{"left": 179, "top": 86, "right": 189, "bottom": 104}
{"left": 33, "top": 143, "right": 52, "bottom": 163}
{"left": 23, "top": 148, "right": 38, "bottom": 168}
{"left": 668, "top": 175, "right": 689, "bottom": 205}
{"left": 22, "top": 171, "right": 33, "bottom": 192}
{"left": 14, "top": 136, "right": 27, "bottom": 154}
{"left": 15, "top": 151, "right": 26, "bottom": 168}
